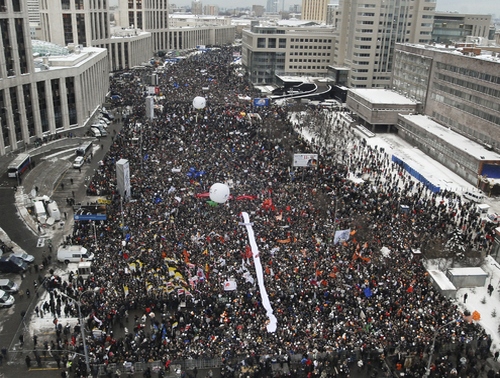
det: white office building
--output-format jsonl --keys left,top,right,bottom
{"left": 0, "top": 0, "right": 109, "bottom": 155}
{"left": 332, "top": 0, "right": 436, "bottom": 88}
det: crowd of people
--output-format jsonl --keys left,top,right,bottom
{"left": 32, "top": 45, "right": 500, "bottom": 377}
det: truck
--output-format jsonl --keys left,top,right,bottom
{"left": 57, "top": 245, "right": 94, "bottom": 264}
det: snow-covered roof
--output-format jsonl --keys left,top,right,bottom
{"left": 399, "top": 114, "right": 500, "bottom": 161}
{"left": 349, "top": 89, "right": 418, "bottom": 105}
{"left": 428, "top": 270, "right": 457, "bottom": 291}
{"left": 402, "top": 43, "right": 500, "bottom": 64}
{"left": 276, "top": 20, "right": 319, "bottom": 27}
{"left": 447, "top": 267, "right": 488, "bottom": 277}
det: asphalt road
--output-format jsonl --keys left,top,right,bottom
{"left": 0, "top": 119, "right": 123, "bottom": 377}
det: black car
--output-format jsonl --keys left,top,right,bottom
{"left": 0, "top": 254, "right": 27, "bottom": 273}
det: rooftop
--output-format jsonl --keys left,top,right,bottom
{"left": 349, "top": 89, "right": 418, "bottom": 105}
{"left": 401, "top": 42, "right": 500, "bottom": 64}
{"left": 399, "top": 114, "right": 500, "bottom": 161}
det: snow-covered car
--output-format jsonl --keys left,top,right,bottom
{"left": 0, "top": 290, "right": 14, "bottom": 308}
{"left": 13, "top": 251, "right": 35, "bottom": 263}
{"left": 487, "top": 213, "right": 500, "bottom": 223}
{"left": 73, "top": 156, "right": 85, "bottom": 169}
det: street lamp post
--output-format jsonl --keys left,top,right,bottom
{"left": 58, "top": 288, "right": 99, "bottom": 377}
{"left": 423, "top": 318, "right": 461, "bottom": 378}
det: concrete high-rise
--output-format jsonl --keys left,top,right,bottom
{"left": 301, "top": 0, "right": 329, "bottom": 23}
{"left": 118, "top": 0, "right": 234, "bottom": 52}
{"left": 266, "top": 0, "right": 278, "bottom": 13}
{"left": 191, "top": 0, "right": 203, "bottom": 15}
{"left": 39, "top": 0, "right": 109, "bottom": 48}
{"left": 333, "top": 0, "right": 436, "bottom": 88}
{"left": 432, "top": 12, "right": 492, "bottom": 44}
{"left": 0, "top": 0, "right": 109, "bottom": 155}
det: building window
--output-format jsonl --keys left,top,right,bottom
{"left": 51, "top": 79, "right": 62, "bottom": 129}
{"left": 63, "top": 14, "right": 73, "bottom": 45}
{"left": 66, "top": 78, "right": 77, "bottom": 125}
{"left": 37, "top": 82, "right": 49, "bottom": 133}
{"left": 0, "top": 90, "right": 9, "bottom": 148}
{"left": 12, "top": 0, "right": 20, "bottom": 12}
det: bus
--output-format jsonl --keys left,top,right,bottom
{"left": 76, "top": 141, "right": 93, "bottom": 157}
{"left": 7, "top": 154, "right": 32, "bottom": 178}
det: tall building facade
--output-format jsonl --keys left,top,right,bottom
{"left": 0, "top": 0, "right": 109, "bottom": 155}
{"left": 392, "top": 43, "right": 500, "bottom": 151}
{"left": 242, "top": 23, "right": 335, "bottom": 84}
{"left": 301, "top": 0, "right": 329, "bottom": 23}
{"left": 333, "top": 0, "right": 436, "bottom": 88}
{"left": 266, "top": 0, "right": 278, "bottom": 13}
{"left": 39, "top": 0, "right": 109, "bottom": 48}
{"left": 191, "top": 0, "right": 203, "bottom": 15}
{"left": 432, "top": 12, "right": 492, "bottom": 44}
{"left": 118, "top": 0, "right": 234, "bottom": 52}
{"left": 204, "top": 5, "right": 219, "bottom": 16}
{"left": 40, "top": 0, "right": 153, "bottom": 72}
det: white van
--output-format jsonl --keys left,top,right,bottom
{"left": 46, "top": 200, "right": 61, "bottom": 221}
{"left": 34, "top": 201, "right": 47, "bottom": 222}
{"left": 90, "top": 127, "right": 101, "bottom": 137}
{"left": 463, "top": 191, "right": 485, "bottom": 203}
{"left": 57, "top": 245, "right": 94, "bottom": 264}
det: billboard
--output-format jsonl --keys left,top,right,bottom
{"left": 74, "top": 205, "right": 107, "bottom": 221}
{"left": 116, "top": 159, "right": 131, "bottom": 199}
{"left": 145, "top": 96, "right": 154, "bottom": 120}
{"left": 293, "top": 154, "right": 318, "bottom": 168}
{"left": 253, "top": 98, "right": 270, "bottom": 107}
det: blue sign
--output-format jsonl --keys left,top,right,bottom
{"left": 253, "top": 98, "right": 270, "bottom": 107}
{"left": 73, "top": 205, "right": 107, "bottom": 221}
{"left": 74, "top": 214, "right": 107, "bottom": 221}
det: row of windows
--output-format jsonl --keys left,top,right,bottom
{"left": 290, "top": 38, "right": 332, "bottom": 43}
{"left": 398, "top": 121, "right": 477, "bottom": 172}
{"left": 436, "top": 73, "right": 500, "bottom": 98}
{"left": 289, "top": 65, "right": 328, "bottom": 70}
{"left": 128, "top": 0, "right": 142, "bottom": 9}
{"left": 62, "top": 0, "right": 85, "bottom": 10}
{"left": 0, "top": 0, "right": 20, "bottom": 12}
{"left": 436, "top": 63, "right": 500, "bottom": 85}
{"left": 290, "top": 52, "right": 331, "bottom": 56}
{"left": 433, "top": 82, "right": 500, "bottom": 114}
{"left": 289, "top": 58, "right": 330, "bottom": 63}
{"left": 431, "top": 92, "right": 500, "bottom": 125}
{"left": 290, "top": 45, "right": 331, "bottom": 49}
{"left": 432, "top": 112, "right": 493, "bottom": 150}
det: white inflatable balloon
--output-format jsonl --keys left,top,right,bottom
{"left": 209, "top": 183, "right": 230, "bottom": 203}
{"left": 192, "top": 96, "right": 206, "bottom": 109}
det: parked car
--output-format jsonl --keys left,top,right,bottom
{"left": 98, "top": 117, "right": 111, "bottom": 125}
{"left": 487, "top": 213, "right": 500, "bottom": 223}
{"left": 0, "top": 289, "right": 14, "bottom": 308}
{"left": 12, "top": 251, "right": 35, "bottom": 263}
{"left": 73, "top": 156, "right": 85, "bottom": 169}
{"left": 0, "top": 278, "right": 19, "bottom": 293}
{"left": 0, "top": 254, "right": 27, "bottom": 273}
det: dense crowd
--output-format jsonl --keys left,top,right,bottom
{"left": 35, "top": 46, "right": 499, "bottom": 378}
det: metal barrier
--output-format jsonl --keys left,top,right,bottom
{"left": 95, "top": 358, "right": 222, "bottom": 376}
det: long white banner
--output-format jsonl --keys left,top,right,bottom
{"left": 240, "top": 212, "right": 277, "bottom": 333}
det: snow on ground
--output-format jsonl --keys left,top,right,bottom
{"left": 425, "top": 256, "right": 500, "bottom": 354}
